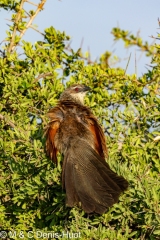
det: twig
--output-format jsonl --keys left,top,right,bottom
{"left": 65, "top": 40, "right": 72, "bottom": 50}
{"left": 124, "top": 52, "right": 131, "bottom": 74}
{"left": 80, "top": 37, "right": 84, "bottom": 49}
{"left": 7, "top": 0, "right": 26, "bottom": 53}
{"left": 8, "top": 0, "right": 47, "bottom": 53}
{"left": 17, "top": 0, "right": 47, "bottom": 46}
{"left": 27, "top": 0, "right": 39, "bottom": 6}
{"left": 149, "top": 35, "right": 160, "bottom": 40}
{"left": 29, "top": 24, "right": 45, "bottom": 36}
{"left": 5, "top": 18, "right": 15, "bottom": 22}
{"left": 87, "top": 46, "right": 91, "bottom": 64}
{"left": 109, "top": 56, "right": 131, "bottom": 67}
{"left": 23, "top": 9, "right": 32, "bottom": 17}
{"left": 34, "top": 72, "right": 53, "bottom": 83}
{"left": 0, "top": 113, "right": 16, "bottom": 129}
{"left": 135, "top": 50, "right": 137, "bottom": 76}
{"left": 0, "top": 113, "right": 27, "bottom": 135}
{"left": 149, "top": 225, "right": 156, "bottom": 238}
{"left": 64, "top": 44, "right": 95, "bottom": 65}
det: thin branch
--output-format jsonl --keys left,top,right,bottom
{"left": 27, "top": 0, "right": 39, "bottom": 6}
{"left": 7, "top": 0, "right": 26, "bottom": 53}
{"left": 23, "top": 9, "right": 32, "bottom": 17}
{"left": 87, "top": 46, "right": 91, "bottom": 64}
{"left": 17, "top": 0, "right": 47, "bottom": 45}
{"left": 124, "top": 52, "right": 131, "bottom": 74}
{"left": 64, "top": 44, "right": 95, "bottom": 65}
{"left": 34, "top": 72, "right": 53, "bottom": 83}
{"left": 29, "top": 24, "right": 45, "bottom": 36}
{"left": 149, "top": 35, "right": 160, "bottom": 40}
{"left": 0, "top": 113, "right": 27, "bottom": 135}
{"left": 135, "top": 50, "right": 137, "bottom": 76}
{"left": 109, "top": 56, "right": 131, "bottom": 67}
{"left": 65, "top": 40, "right": 72, "bottom": 51}
{"left": 5, "top": 18, "right": 15, "bottom": 22}
{"left": 8, "top": 0, "right": 47, "bottom": 53}
{"left": 80, "top": 37, "right": 84, "bottom": 49}
{"left": 0, "top": 113, "right": 16, "bottom": 129}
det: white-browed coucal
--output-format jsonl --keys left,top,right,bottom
{"left": 45, "top": 84, "right": 128, "bottom": 214}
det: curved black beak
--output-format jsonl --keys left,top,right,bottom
{"left": 83, "top": 85, "right": 91, "bottom": 92}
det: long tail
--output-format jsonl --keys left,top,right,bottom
{"left": 62, "top": 140, "right": 128, "bottom": 214}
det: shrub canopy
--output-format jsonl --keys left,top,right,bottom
{"left": 0, "top": 1, "right": 160, "bottom": 239}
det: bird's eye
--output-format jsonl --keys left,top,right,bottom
{"left": 74, "top": 87, "right": 79, "bottom": 92}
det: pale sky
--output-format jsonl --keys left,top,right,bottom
{"left": 0, "top": 0, "right": 159, "bottom": 76}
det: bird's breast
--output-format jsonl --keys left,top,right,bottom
{"left": 55, "top": 113, "right": 93, "bottom": 154}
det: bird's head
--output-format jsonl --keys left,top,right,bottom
{"left": 60, "top": 84, "right": 90, "bottom": 104}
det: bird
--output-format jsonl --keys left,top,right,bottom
{"left": 45, "top": 84, "right": 128, "bottom": 214}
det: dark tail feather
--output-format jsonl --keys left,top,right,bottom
{"left": 62, "top": 140, "right": 128, "bottom": 214}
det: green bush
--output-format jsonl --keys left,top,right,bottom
{"left": 0, "top": 1, "right": 159, "bottom": 239}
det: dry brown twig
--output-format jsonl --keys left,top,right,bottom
{"left": 18, "top": 0, "right": 47, "bottom": 44}
{"left": 0, "top": 113, "right": 27, "bottom": 135}
{"left": 8, "top": 0, "right": 47, "bottom": 53}
{"left": 0, "top": 113, "right": 16, "bottom": 129}
{"left": 8, "top": 0, "right": 26, "bottom": 53}
{"left": 29, "top": 25, "right": 45, "bottom": 36}
{"left": 33, "top": 72, "right": 53, "bottom": 83}
{"left": 27, "top": 0, "right": 39, "bottom": 7}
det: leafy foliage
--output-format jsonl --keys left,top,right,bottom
{"left": 0, "top": 1, "right": 160, "bottom": 239}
